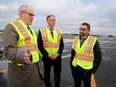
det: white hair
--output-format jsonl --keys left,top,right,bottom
{"left": 18, "top": 4, "right": 33, "bottom": 15}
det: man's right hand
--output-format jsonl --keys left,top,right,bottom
{"left": 48, "top": 54, "right": 56, "bottom": 60}
{"left": 24, "top": 50, "right": 32, "bottom": 64}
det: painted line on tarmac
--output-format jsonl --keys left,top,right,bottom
{"left": 0, "top": 69, "right": 7, "bottom": 73}
{"left": 62, "top": 54, "right": 71, "bottom": 59}
{"left": 91, "top": 74, "right": 97, "bottom": 87}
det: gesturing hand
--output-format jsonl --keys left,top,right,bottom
{"left": 24, "top": 50, "right": 32, "bottom": 64}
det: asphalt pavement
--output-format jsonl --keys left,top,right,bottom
{"left": 0, "top": 36, "right": 116, "bottom": 87}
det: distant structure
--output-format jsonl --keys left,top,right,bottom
{"left": 0, "top": 30, "right": 3, "bottom": 39}
{"left": 0, "top": 30, "right": 3, "bottom": 32}
{"left": 0, "top": 30, "right": 3, "bottom": 58}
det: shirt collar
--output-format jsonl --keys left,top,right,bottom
{"left": 18, "top": 19, "right": 30, "bottom": 28}
{"left": 47, "top": 26, "right": 54, "bottom": 31}
{"left": 80, "top": 35, "right": 88, "bottom": 40}
{"left": 81, "top": 36, "right": 87, "bottom": 39}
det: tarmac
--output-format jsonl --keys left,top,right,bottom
{"left": 0, "top": 36, "right": 116, "bottom": 87}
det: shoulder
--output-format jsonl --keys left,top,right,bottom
{"left": 74, "top": 36, "right": 79, "bottom": 40}
{"left": 39, "top": 27, "right": 46, "bottom": 32}
{"left": 4, "top": 23, "right": 17, "bottom": 33}
{"left": 56, "top": 28, "right": 61, "bottom": 31}
{"left": 89, "top": 35, "right": 96, "bottom": 38}
{"left": 4, "top": 22, "right": 19, "bottom": 38}
{"left": 55, "top": 28, "right": 62, "bottom": 34}
{"left": 5, "top": 23, "right": 14, "bottom": 29}
{"left": 89, "top": 35, "right": 97, "bottom": 40}
{"left": 40, "top": 27, "right": 48, "bottom": 30}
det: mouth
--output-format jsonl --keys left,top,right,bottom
{"left": 80, "top": 33, "right": 85, "bottom": 36}
{"left": 29, "top": 19, "right": 33, "bottom": 23}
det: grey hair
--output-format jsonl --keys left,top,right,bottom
{"left": 18, "top": 4, "right": 33, "bottom": 14}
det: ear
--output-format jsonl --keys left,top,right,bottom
{"left": 19, "top": 11, "right": 23, "bottom": 15}
{"left": 19, "top": 11, "right": 24, "bottom": 16}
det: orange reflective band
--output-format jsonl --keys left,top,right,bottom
{"left": 29, "top": 49, "right": 38, "bottom": 52}
{"left": 56, "top": 29, "right": 62, "bottom": 40}
{"left": 14, "top": 20, "right": 31, "bottom": 44}
{"left": 16, "top": 44, "right": 37, "bottom": 47}
{"left": 16, "top": 45, "right": 38, "bottom": 52}
{"left": 84, "top": 36, "right": 95, "bottom": 55}
{"left": 42, "top": 28, "right": 48, "bottom": 42}
{"left": 76, "top": 58, "right": 92, "bottom": 62}
{"left": 72, "top": 37, "right": 79, "bottom": 50}
{"left": 43, "top": 43, "right": 59, "bottom": 48}
{"left": 75, "top": 53, "right": 93, "bottom": 58}
{"left": 75, "top": 56, "right": 93, "bottom": 62}
{"left": 75, "top": 53, "right": 93, "bottom": 62}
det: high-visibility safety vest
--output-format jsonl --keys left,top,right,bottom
{"left": 72, "top": 36, "right": 97, "bottom": 69}
{"left": 9, "top": 20, "right": 40, "bottom": 66}
{"left": 40, "top": 27, "right": 62, "bottom": 55}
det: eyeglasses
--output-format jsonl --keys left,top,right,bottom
{"left": 78, "top": 28, "right": 88, "bottom": 31}
{"left": 23, "top": 11, "right": 36, "bottom": 17}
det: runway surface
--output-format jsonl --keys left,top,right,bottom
{"left": 0, "top": 36, "right": 116, "bottom": 87}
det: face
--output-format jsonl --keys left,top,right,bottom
{"left": 47, "top": 16, "right": 56, "bottom": 28}
{"left": 19, "top": 7, "right": 35, "bottom": 25}
{"left": 79, "top": 25, "right": 90, "bottom": 36}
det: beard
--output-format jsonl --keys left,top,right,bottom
{"left": 80, "top": 33, "right": 86, "bottom": 37}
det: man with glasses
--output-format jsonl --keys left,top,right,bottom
{"left": 4, "top": 4, "right": 43, "bottom": 87}
{"left": 37, "top": 15, "right": 64, "bottom": 87}
{"left": 70, "top": 23, "right": 102, "bottom": 87}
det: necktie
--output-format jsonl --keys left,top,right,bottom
{"left": 80, "top": 37, "right": 84, "bottom": 46}
{"left": 50, "top": 29, "right": 54, "bottom": 38}
{"left": 27, "top": 25, "right": 33, "bottom": 35}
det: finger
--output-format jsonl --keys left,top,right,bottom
{"left": 27, "top": 50, "right": 30, "bottom": 53}
{"left": 25, "top": 59, "right": 32, "bottom": 64}
{"left": 26, "top": 50, "right": 31, "bottom": 57}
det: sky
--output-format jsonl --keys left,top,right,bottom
{"left": 0, "top": 0, "right": 116, "bottom": 35}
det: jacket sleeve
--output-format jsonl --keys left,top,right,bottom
{"left": 92, "top": 39, "right": 102, "bottom": 73}
{"left": 37, "top": 30, "right": 49, "bottom": 57}
{"left": 70, "top": 49, "right": 75, "bottom": 68}
{"left": 3, "top": 23, "right": 25, "bottom": 64}
{"left": 57, "top": 36, "right": 64, "bottom": 55}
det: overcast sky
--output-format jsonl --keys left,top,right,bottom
{"left": 0, "top": 0, "right": 116, "bottom": 35}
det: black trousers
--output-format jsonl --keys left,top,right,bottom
{"left": 43, "top": 56, "right": 61, "bottom": 87}
{"left": 71, "top": 66, "right": 92, "bottom": 87}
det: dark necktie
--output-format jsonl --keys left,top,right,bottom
{"left": 80, "top": 37, "right": 84, "bottom": 46}
{"left": 27, "top": 25, "right": 33, "bottom": 35}
{"left": 50, "top": 29, "right": 54, "bottom": 38}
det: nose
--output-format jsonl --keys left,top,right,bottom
{"left": 80, "top": 29, "right": 83, "bottom": 32}
{"left": 32, "top": 16, "right": 34, "bottom": 19}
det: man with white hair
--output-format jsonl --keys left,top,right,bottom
{"left": 4, "top": 4, "right": 43, "bottom": 87}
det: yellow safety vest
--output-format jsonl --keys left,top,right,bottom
{"left": 40, "top": 27, "right": 62, "bottom": 54}
{"left": 72, "top": 36, "right": 97, "bottom": 69}
{"left": 9, "top": 20, "right": 40, "bottom": 66}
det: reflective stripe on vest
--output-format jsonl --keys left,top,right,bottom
{"left": 42, "top": 28, "right": 48, "bottom": 42}
{"left": 41, "top": 28, "right": 61, "bottom": 42}
{"left": 75, "top": 53, "right": 93, "bottom": 61}
{"left": 84, "top": 36, "right": 95, "bottom": 55}
{"left": 17, "top": 44, "right": 38, "bottom": 52}
{"left": 11, "top": 20, "right": 31, "bottom": 44}
{"left": 43, "top": 42, "right": 59, "bottom": 48}
{"left": 40, "top": 27, "right": 62, "bottom": 54}
{"left": 72, "top": 36, "right": 97, "bottom": 69}
{"left": 9, "top": 20, "right": 39, "bottom": 66}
